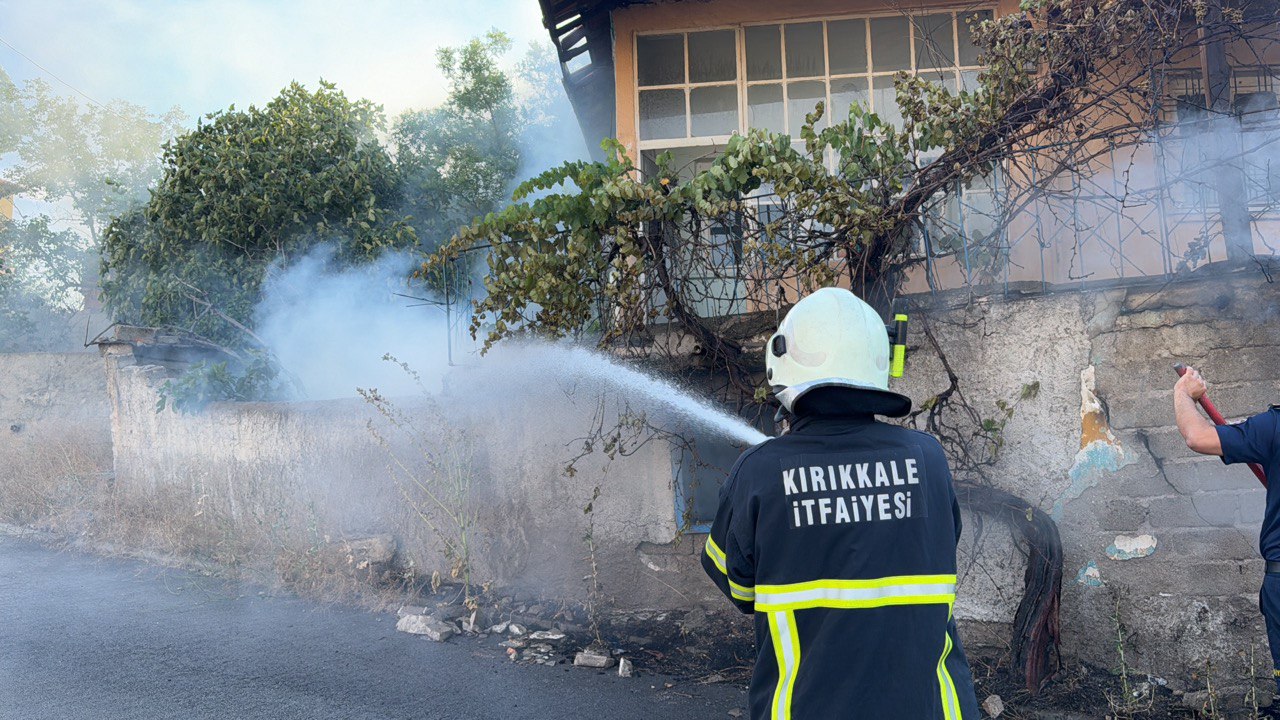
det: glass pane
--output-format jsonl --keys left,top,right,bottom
{"left": 689, "top": 30, "right": 736, "bottom": 83}
{"left": 787, "top": 80, "right": 827, "bottom": 133}
{"left": 919, "top": 70, "right": 957, "bottom": 94}
{"left": 691, "top": 85, "right": 739, "bottom": 136}
{"left": 914, "top": 14, "right": 955, "bottom": 70}
{"left": 870, "top": 16, "right": 911, "bottom": 71}
{"left": 639, "top": 89, "right": 686, "bottom": 140}
{"left": 872, "top": 76, "right": 903, "bottom": 127}
{"left": 830, "top": 77, "right": 870, "bottom": 122}
{"left": 748, "top": 84, "right": 785, "bottom": 132}
{"left": 958, "top": 10, "right": 993, "bottom": 66}
{"left": 784, "top": 22, "right": 825, "bottom": 78}
{"left": 746, "top": 25, "right": 782, "bottom": 81}
{"left": 637, "top": 34, "right": 685, "bottom": 87}
{"left": 960, "top": 69, "right": 981, "bottom": 93}
{"left": 827, "top": 19, "right": 867, "bottom": 75}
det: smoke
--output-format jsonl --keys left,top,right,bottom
{"left": 253, "top": 244, "right": 765, "bottom": 447}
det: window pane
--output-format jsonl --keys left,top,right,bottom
{"left": 960, "top": 69, "right": 981, "bottom": 93}
{"left": 748, "top": 84, "right": 785, "bottom": 132}
{"left": 746, "top": 25, "right": 782, "bottom": 81}
{"left": 689, "top": 30, "right": 736, "bottom": 83}
{"left": 637, "top": 34, "right": 685, "bottom": 87}
{"left": 958, "top": 10, "right": 993, "bottom": 66}
{"left": 914, "top": 14, "right": 955, "bottom": 70}
{"left": 787, "top": 80, "right": 827, "bottom": 133}
{"left": 784, "top": 22, "right": 825, "bottom": 78}
{"left": 830, "top": 77, "right": 870, "bottom": 122}
{"left": 639, "top": 89, "right": 686, "bottom": 140}
{"left": 827, "top": 19, "right": 867, "bottom": 75}
{"left": 919, "top": 70, "right": 957, "bottom": 94}
{"left": 872, "top": 76, "right": 903, "bottom": 127}
{"left": 870, "top": 16, "right": 911, "bottom": 71}
{"left": 691, "top": 85, "right": 739, "bottom": 136}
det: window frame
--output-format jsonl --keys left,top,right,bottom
{"left": 633, "top": 7, "right": 995, "bottom": 150}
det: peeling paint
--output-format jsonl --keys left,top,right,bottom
{"left": 1076, "top": 560, "right": 1104, "bottom": 587}
{"left": 1051, "top": 366, "right": 1135, "bottom": 520}
{"left": 1106, "top": 533, "right": 1158, "bottom": 561}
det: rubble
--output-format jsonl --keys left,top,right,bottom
{"left": 508, "top": 623, "right": 528, "bottom": 637}
{"left": 574, "top": 646, "right": 616, "bottom": 669}
{"left": 395, "top": 614, "right": 456, "bottom": 642}
{"left": 396, "top": 605, "right": 428, "bottom": 618}
{"left": 618, "top": 657, "right": 633, "bottom": 677}
{"left": 529, "top": 630, "right": 566, "bottom": 643}
{"left": 981, "top": 694, "right": 1004, "bottom": 718}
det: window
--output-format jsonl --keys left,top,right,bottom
{"left": 1162, "top": 68, "right": 1280, "bottom": 208}
{"left": 635, "top": 10, "right": 994, "bottom": 146}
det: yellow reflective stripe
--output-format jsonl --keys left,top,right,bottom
{"left": 768, "top": 610, "right": 800, "bottom": 720}
{"left": 937, "top": 608, "right": 960, "bottom": 720}
{"left": 705, "top": 536, "right": 756, "bottom": 602}
{"left": 753, "top": 575, "right": 957, "bottom": 612}
{"left": 756, "top": 574, "right": 957, "bottom": 594}
{"left": 704, "top": 536, "right": 727, "bottom": 574}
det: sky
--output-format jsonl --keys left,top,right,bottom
{"left": 0, "top": 0, "right": 552, "bottom": 121}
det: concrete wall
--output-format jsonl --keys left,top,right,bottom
{"left": 100, "top": 343, "right": 718, "bottom": 610}
{"left": 899, "top": 268, "right": 1280, "bottom": 686}
{"left": 0, "top": 352, "right": 113, "bottom": 522}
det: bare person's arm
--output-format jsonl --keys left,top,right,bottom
{"left": 1174, "top": 366, "right": 1222, "bottom": 456}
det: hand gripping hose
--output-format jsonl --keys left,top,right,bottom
{"left": 1175, "top": 363, "right": 1268, "bottom": 488}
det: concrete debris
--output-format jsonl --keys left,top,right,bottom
{"left": 574, "top": 646, "right": 616, "bottom": 669}
{"left": 727, "top": 710, "right": 743, "bottom": 718}
{"left": 702, "top": 674, "right": 726, "bottom": 684}
{"left": 461, "top": 611, "right": 481, "bottom": 634}
{"left": 506, "top": 647, "right": 518, "bottom": 662}
{"left": 1106, "top": 533, "right": 1158, "bottom": 561}
{"left": 395, "top": 614, "right": 456, "bottom": 642}
{"left": 488, "top": 621, "right": 510, "bottom": 635}
{"left": 397, "top": 605, "right": 428, "bottom": 618}
{"left": 508, "top": 623, "right": 528, "bottom": 637}
{"left": 1075, "top": 561, "right": 1103, "bottom": 587}
{"left": 618, "top": 657, "right": 633, "bottom": 678}
{"left": 529, "top": 630, "right": 566, "bottom": 643}
{"left": 342, "top": 534, "right": 396, "bottom": 567}
{"left": 981, "top": 694, "right": 1004, "bottom": 718}
{"left": 499, "top": 638, "right": 528, "bottom": 649}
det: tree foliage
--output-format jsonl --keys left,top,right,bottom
{"left": 0, "top": 216, "right": 91, "bottom": 351}
{"left": 431, "top": 0, "right": 1273, "bottom": 404}
{"left": 100, "top": 81, "right": 416, "bottom": 349}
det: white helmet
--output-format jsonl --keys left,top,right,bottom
{"left": 766, "top": 287, "right": 911, "bottom": 417}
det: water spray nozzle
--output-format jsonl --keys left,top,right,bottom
{"left": 887, "top": 314, "right": 908, "bottom": 379}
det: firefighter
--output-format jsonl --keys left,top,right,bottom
{"left": 1175, "top": 366, "right": 1280, "bottom": 711}
{"left": 701, "top": 287, "right": 979, "bottom": 719}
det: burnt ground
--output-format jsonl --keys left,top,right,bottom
{"left": 0, "top": 533, "right": 746, "bottom": 720}
{"left": 4, "top": 524, "right": 1264, "bottom": 719}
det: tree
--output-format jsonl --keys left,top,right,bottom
{"left": 2, "top": 70, "right": 185, "bottom": 245}
{"left": 100, "top": 81, "right": 416, "bottom": 350}
{"left": 0, "top": 216, "right": 90, "bottom": 351}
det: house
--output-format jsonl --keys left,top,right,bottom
{"left": 539, "top": 0, "right": 1280, "bottom": 296}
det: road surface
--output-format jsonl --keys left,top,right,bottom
{"left": 0, "top": 534, "right": 746, "bottom": 719}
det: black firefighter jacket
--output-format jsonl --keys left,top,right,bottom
{"left": 701, "top": 411, "right": 980, "bottom": 720}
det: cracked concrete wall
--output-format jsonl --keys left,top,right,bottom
{"left": 0, "top": 352, "right": 113, "bottom": 509}
{"left": 899, "top": 270, "right": 1280, "bottom": 688}
{"left": 102, "top": 344, "right": 699, "bottom": 609}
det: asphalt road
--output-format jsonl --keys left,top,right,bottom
{"left": 0, "top": 534, "right": 745, "bottom": 719}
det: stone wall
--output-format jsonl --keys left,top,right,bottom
{"left": 899, "top": 268, "right": 1280, "bottom": 687}
{"left": 99, "top": 342, "right": 718, "bottom": 610}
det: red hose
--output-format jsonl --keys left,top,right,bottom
{"left": 1175, "top": 364, "right": 1268, "bottom": 488}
